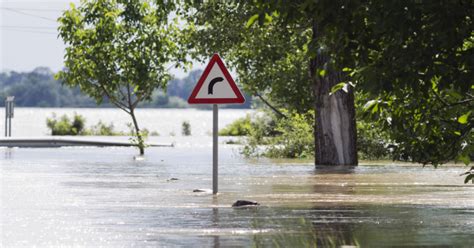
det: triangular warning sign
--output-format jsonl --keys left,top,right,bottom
{"left": 188, "top": 54, "right": 245, "bottom": 104}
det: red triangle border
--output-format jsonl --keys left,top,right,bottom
{"left": 187, "top": 54, "right": 245, "bottom": 104}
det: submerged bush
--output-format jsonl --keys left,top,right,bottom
{"left": 236, "top": 110, "right": 314, "bottom": 159}
{"left": 265, "top": 110, "right": 315, "bottom": 159}
{"left": 46, "top": 113, "right": 86, "bottom": 135}
{"left": 227, "top": 109, "right": 393, "bottom": 160}
{"left": 47, "top": 113, "right": 123, "bottom": 136}
{"left": 219, "top": 115, "right": 252, "bottom": 136}
{"left": 182, "top": 121, "right": 191, "bottom": 136}
{"left": 357, "top": 121, "right": 393, "bottom": 160}
{"left": 86, "top": 121, "right": 124, "bottom": 136}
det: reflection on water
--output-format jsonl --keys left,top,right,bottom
{"left": 1, "top": 141, "right": 473, "bottom": 247}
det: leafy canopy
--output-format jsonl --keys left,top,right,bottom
{"left": 57, "top": 0, "right": 183, "bottom": 114}
{"left": 184, "top": 1, "right": 473, "bottom": 166}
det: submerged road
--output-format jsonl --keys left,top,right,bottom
{"left": 0, "top": 137, "right": 173, "bottom": 148}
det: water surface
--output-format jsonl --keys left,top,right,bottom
{"left": 0, "top": 107, "right": 253, "bottom": 137}
{"left": 1, "top": 140, "right": 473, "bottom": 247}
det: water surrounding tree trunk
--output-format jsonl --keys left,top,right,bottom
{"left": 310, "top": 23, "right": 358, "bottom": 166}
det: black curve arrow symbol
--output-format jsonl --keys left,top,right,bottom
{"left": 208, "top": 77, "right": 224, "bottom": 95}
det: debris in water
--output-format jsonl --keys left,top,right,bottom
{"left": 232, "top": 200, "right": 259, "bottom": 208}
{"left": 193, "top": 189, "right": 211, "bottom": 193}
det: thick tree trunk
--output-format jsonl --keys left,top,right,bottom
{"left": 130, "top": 108, "right": 145, "bottom": 155}
{"left": 310, "top": 24, "right": 358, "bottom": 166}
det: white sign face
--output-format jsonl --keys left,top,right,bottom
{"left": 188, "top": 54, "right": 245, "bottom": 104}
{"left": 195, "top": 62, "right": 237, "bottom": 99}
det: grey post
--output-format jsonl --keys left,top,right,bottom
{"left": 5, "top": 96, "right": 14, "bottom": 137}
{"left": 213, "top": 104, "right": 218, "bottom": 194}
{"left": 8, "top": 101, "right": 12, "bottom": 137}
{"left": 4, "top": 100, "right": 7, "bottom": 137}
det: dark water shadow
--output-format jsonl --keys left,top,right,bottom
{"left": 314, "top": 165, "right": 357, "bottom": 174}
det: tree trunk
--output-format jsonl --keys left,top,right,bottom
{"left": 310, "top": 23, "right": 358, "bottom": 166}
{"left": 130, "top": 108, "right": 145, "bottom": 155}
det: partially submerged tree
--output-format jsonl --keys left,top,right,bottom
{"left": 57, "top": 0, "right": 182, "bottom": 155}
{"left": 184, "top": 2, "right": 356, "bottom": 165}
{"left": 183, "top": 1, "right": 473, "bottom": 170}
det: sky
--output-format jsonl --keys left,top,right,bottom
{"left": 0, "top": 0, "right": 201, "bottom": 78}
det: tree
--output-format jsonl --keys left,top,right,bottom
{"left": 57, "top": 0, "right": 183, "bottom": 155}
{"left": 183, "top": 1, "right": 473, "bottom": 169}
{"left": 184, "top": 2, "right": 357, "bottom": 165}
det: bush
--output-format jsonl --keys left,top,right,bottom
{"left": 46, "top": 113, "right": 86, "bottom": 135}
{"left": 47, "top": 113, "right": 123, "bottom": 136}
{"left": 222, "top": 108, "right": 395, "bottom": 160}
{"left": 239, "top": 110, "right": 314, "bottom": 159}
{"left": 182, "top": 121, "right": 191, "bottom": 136}
{"left": 87, "top": 121, "right": 123, "bottom": 136}
{"left": 219, "top": 115, "right": 252, "bottom": 136}
{"left": 265, "top": 110, "right": 315, "bottom": 159}
{"left": 241, "top": 112, "right": 276, "bottom": 156}
{"left": 357, "top": 121, "right": 392, "bottom": 160}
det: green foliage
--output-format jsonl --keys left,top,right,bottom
{"left": 127, "top": 123, "right": 149, "bottom": 152}
{"left": 57, "top": 0, "right": 182, "bottom": 106}
{"left": 86, "top": 121, "right": 123, "bottom": 136}
{"left": 183, "top": 2, "right": 313, "bottom": 113}
{"left": 46, "top": 113, "right": 123, "bottom": 136}
{"left": 360, "top": 84, "right": 473, "bottom": 166}
{"left": 356, "top": 121, "right": 392, "bottom": 160}
{"left": 239, "top": 110, "right": 313, "bottom": 159}
{"left": 181, "top": 121, "right": 191, "bottom": 136}
{"left": 235, "top": 109, "right": 394, "bottom": 160}
{"left": 265, "top": 110, "right": 315, "bottom": 159}
{"left": 460, "top": 167, "right": 474, "bottom": 184}
{"left": 46, "top": 113, "right": 86, "bottom": 135}
{"left": 219, "top": 115, "right": 252, "bottom": 136}
{"left": 184, "top": 2, "right": 473, "bottom": 169}
{"left": 57, "top": 0, "right": 185, "bottom": 155}
{"left": 464, "top": 173, "right": 473, "bottom": 184}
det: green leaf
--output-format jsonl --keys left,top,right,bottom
{"left": 342, "top": 67, "right": 352, "bottom": 72}
{"left": 458, "top": 111, "right": 471, "bottom": 124}
{"left": 457, "top": 153, "right": 471, "bottom": 165}
{"left": 246, "top": 14, "right": 259, "bottom": 28}
{"left": 264, "top": 13, "right": 273, "bottom": 24}
{"left": 464, "top": 174, "right": 473, "bottom": 184}
{"left": 363, "top": 100, "right": 379, "bottom": 111}
{"left": 454, "top": 131, "right": 461, "bottom": 136}
{"left": 319, "top": 69, "right": 326, "bottom": 77}
{"left": 330, "top": 82, "right": 345, "bottom": 95}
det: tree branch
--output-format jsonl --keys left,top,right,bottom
{"left": 431, "top": 88, "right": 450, "bottom": 107}
{"left": 99, "top": 84, "right": 130, "bottom": 114}
{"left": 255, "top": 93, "right": 287, "bottom": 118}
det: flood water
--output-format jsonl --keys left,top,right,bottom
{"left": 1, "top": 137, "right": 473, "bottom": 247}
{"left": 0, "top": 108, "right": 253, "bottom": 137}
{"left": 1, "top": 108, "right": 473, "bottom": 246}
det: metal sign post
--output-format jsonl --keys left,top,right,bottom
{"left": 5, "top": 96, "right": 14, "bottom": 137}
{"left": 213, "top": 104, "right": 218, "bottom": 194}
{"left": 187, "top": 54, "right": 245, "bottom": 195}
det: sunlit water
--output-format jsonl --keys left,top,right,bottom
{"left": 0, "top": 107, "right": 254, "bottom": 137}
{"left": 1, "top": 108, "right": 473, "bottom": 247}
